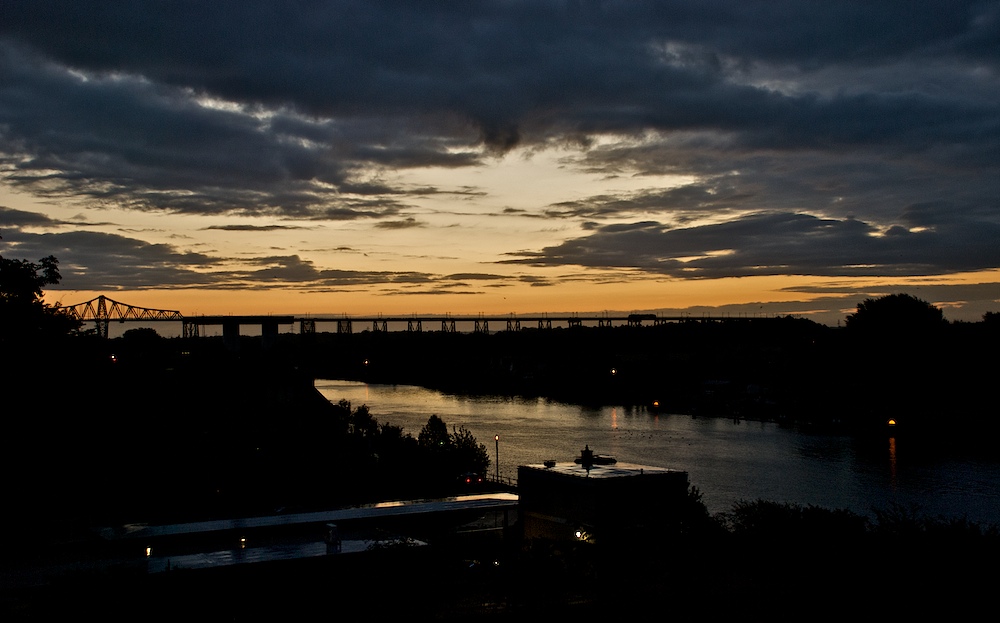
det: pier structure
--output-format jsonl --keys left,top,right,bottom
{"left": 182, "top": 315, "right": 295, "bottom": 351}
{"left": 295, "top": 313, "right": 689, "bottom": 334}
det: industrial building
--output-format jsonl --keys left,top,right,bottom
{"left": 517, "top": 446, "right": 690, "bottom": 545}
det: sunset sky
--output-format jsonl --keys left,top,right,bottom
{"left": 2, "top": 1, "right": 999, "bottom": 326}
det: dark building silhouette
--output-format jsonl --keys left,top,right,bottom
{"left": 518, "top": 447, "right": 689, "bottom": 545}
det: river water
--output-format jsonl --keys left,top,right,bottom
{"left": 314, "top": 379, "right": 1000, "bottom": 527}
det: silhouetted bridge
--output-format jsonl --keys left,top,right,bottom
{"left": 63, "top": 295, "right": 770, "bottom": 343}
{"left": 63, "top": 296, "right": 293, "bottom": 348}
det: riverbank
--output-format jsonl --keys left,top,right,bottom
{"left": 297, "top": 319, "right": 1000, "bottom": 441}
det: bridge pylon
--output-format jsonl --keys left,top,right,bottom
{"left": 64, "top": 295, "right": 184, "bottom": 338}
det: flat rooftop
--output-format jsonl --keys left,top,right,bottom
{"left": 99, "top": 492, "right": 519, "bottom": 542}
{"left": 521, "top": 461, "right": 686, "bottom": 479}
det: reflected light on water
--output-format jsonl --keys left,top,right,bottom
{"left": 887, "top": 418, "right": 897, "bottom": 488}
{"left": 888, "top": 436, "right": 897, "bottom": 489}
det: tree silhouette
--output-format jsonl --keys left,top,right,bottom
{"left": 845, "top": 293, "right": 946, "bottom": 334}
{"left": 449, "top": 424, "right": 490, "bottom": 476}
{"left": 418, "top": 414, "right": 450, "bottom": 449}
{"left": 0, "top": 246, "right": 81, "bottom": 344}
{"left": 417, "top": 414, "right": 491, "bottom": 487}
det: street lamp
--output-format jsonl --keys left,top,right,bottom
{"left": 494, "top": 435, "right": 500, "bottom": 482}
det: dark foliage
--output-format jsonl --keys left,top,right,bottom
{"left": 845, "top": 292, "right": 947, "bottom": 333}
{"left": 0, "top": 248, "right": 81, "bottom": 348}
{"left": 416, "top": 414, "right": 491, "bottom": 488}
{"left": 719, "top": 498, "right": 870, "bottom": 540}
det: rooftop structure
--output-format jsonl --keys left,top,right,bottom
{"left": 518, "top": 447, "right": 689, "bottom": 545}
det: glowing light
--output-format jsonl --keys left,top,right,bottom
{"left": 146, "top": 546, "right": 151, "bottom": 557}
{"left": 887, "top": 419, "right": 896, "bottom": 426}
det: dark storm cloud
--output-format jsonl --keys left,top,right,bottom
{"left": 566, "top": 135, "right": 1000, "bottom": 224}
{"left": 1, "top": 1, "right": 998, "bottom": 279}
{"left": 0, "top": 226, "right": 481, "bottom": 292}
{"left": 0, "top": 34, "right": 476, "bottom": 217}
{"left": 505, "top": 211, "right": 1000, "bottom": 278}
{"left": 1, "top": 228, "right": 221, "bottom": 289}
{"left": 0, "top": 206, "right": 63, "bottom": 228}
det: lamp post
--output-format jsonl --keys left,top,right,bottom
{"left": 494, "top": 435, "right": 500, "bottom": 482}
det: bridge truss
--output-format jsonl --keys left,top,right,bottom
{"left": 63, "top": 295, "right": 184, "bottom": 338}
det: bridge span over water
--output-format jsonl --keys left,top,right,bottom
{"left": 63, "top": 294, "right": 767, "bottom": 342}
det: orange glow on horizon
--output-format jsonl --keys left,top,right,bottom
{"left": 44, "top": 267, "right": 1000, "bottom": 324}
{"left": 45, "top": 274, "right": 828, "bottom": 316}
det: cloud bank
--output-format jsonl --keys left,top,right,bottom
{"left": 1, "top": 1, "right": 998, "bottom": 320}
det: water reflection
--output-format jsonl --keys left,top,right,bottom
{"left": 888, "top": 435, "right": 897, "bottom": 489}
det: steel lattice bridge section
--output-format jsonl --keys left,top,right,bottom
{"left": 63, "top": 295, "right": 184, "bottom": 339}
{"left": 63, "top": 295, "right": 294, "bottom": 348}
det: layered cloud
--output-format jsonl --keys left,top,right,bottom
{"left": 1, "top": 1, "right": 998, "bottom": 318}
{"left": 507, "top": 210, "right": 1000, "bottom": 278}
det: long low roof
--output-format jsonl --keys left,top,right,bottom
{"left": 521, "top": 461, "right": 687, "bottom": 479}
{"left": 99, "top": 492, "right": 519, "bottom": 542}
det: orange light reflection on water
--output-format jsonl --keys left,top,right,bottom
{"left": 888, "top": 435, "right": 897, "bottom": 488}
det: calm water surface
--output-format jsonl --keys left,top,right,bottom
{"left": 315, "top": 380, "right": 1000, "bottom": 526}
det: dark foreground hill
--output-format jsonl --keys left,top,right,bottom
{"left": 4, "top": 329, "right": 511, "bottom": 551}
